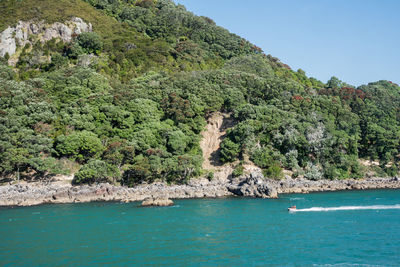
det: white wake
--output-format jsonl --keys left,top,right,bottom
{"left": 291, "top": 204, "right": 400, "bottom": 212}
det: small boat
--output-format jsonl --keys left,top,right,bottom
{"left": 288, "top": 205, "right": 297, "bottom": 212}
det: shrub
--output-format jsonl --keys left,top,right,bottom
{"left": 73, "top": 160, "right": 120, "bottom": 184}
{"left": 263, "top": 162, "right": 283, "bottom": 180}
{"left": 0, "top": 64, "right": 15, "bottom": 80}
{"left": 135, "top": 0, "right": 154, "bottom": 8}
{"left": 122, "top": 162, "right": 151, "bottom": 186}
{"left": 48, "top": 53, "right": 68, "bottom": 70}
{"left": 323, "top": 165, "right": 351, "bottom": 180}
{"left": 232, "top": 164, "right": 244, "bottom": 177}
{"left": 385, "top": 165, "right": 398, "bottom": 177}
{"left": 250, "top": 147, "right": 274, "bottom": 169}
{"left": 324, "top": 165, "right": 341, "bottom": 180}
{"left": 371, "top": 165, "right": 387, "bottom": 177}
{"left": 224, "top": 88, "right": 246, "bottom": 111}
{"left": 220, "top": 139, "right": 240, "bottom": 162}
{"left": 207, "top": 171, "right": 214, "bottom": 181}
{"left": 284, "top": 149, "right": 299, "bottom": 169}
{"left": 249, "top": 146, "right": 284, "bottom": 179}
{"left": 292, "top": 168, "right": 304, "bottom": 178}
{"left": 304, "top": 162, "right": 323, "bottom": 180}
{"left": 349, "top": 159, "right": 364, "bottom": 179}
{"left": 77, "top": 32, "right": 103, "bottom": 55}
{"left": 66, "top": 42, "right": 84, "bottom": 59}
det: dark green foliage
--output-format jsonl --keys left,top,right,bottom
{"left": 250, "top": 147, "right": 276, "bottom": 169}
{"left": 232, "top": 164, "right": 244, "bottom": 178}
{"left": 48, "top": 53, "right": 68, "bottom": 70}
{"left": 0, "top": 64, "right": 15, "bottom": 80}
{"left": 0, "top": 75, "right": 56, "bottom": 178}
{"left": 73, "top": 159, "right": 120, "bottom": 184}
{"left": 167, "top": 130, "right": 189, "bottom": 155}
{"left": 220, "top": 139, "right": 240, "bottom": 163}
{"left": 385, "top": 165, "right": 398, "bottom": 177}
{"left": 122, "top": 153, "right": 202, "bottom": 186}
{"left": 87, "top": 0, "right": 257, "bottom": 58}
{"left": 55, "top": 131, "right": 104, "bottom": 163}
{"left": 66, "top": 43, "right": 85, "bottom": 59}
{"left": 263, "top": 163, "right": 283, "bottom": 180}
{"left": 207, "top": 171, "right": 214, "bottom": 181}
{"left": 102, "top": 139, "right": 135, "bottom": 167}
{"left": 77, "top": 32, "right": 103, "bottom": 55}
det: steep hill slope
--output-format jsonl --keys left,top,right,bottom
{"left": 0, "top": 0, "right": 399, "bottom": 185}
{"left": 0, "top": 0, "right": 119, "bottom": 32}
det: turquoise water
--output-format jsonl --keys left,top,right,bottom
{"left": 1, "top": 190, "right": 400, "bottom": 266}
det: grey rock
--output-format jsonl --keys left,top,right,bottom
{"left": 141, "top": 197, "right": 174, "bottom": 207}
{"left": 228, "top": 172, "right": 278, "bottom": 198}
{"left": 78, "top": 54, "right": 97, "bottom": 67}
{"left": 0, "top": 27, "right": 16, "bottom": 57}
{"left": 30, "top": 24, "right": 39, "bottom": 34}
{"left": 125, "top": 43, "right": 137, "bottom": 50}
{"left": 71, "top": 17, "right": 92, "bottom": 34}
{"left": 0, "top": 17, "right": 92, "bottom": 59}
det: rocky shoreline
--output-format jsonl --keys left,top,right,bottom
{"left": 272, "top": 176, "right": 400, "bottom": 194}
{"left": 1, "top": 173, "right": 400, "bottom": 207}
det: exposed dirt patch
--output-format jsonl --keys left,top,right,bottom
{"left": 200, "top": 113, "right": 233, "bottom": 169}
{"left": 359, "top": 159, "right": 380, "bottom": 167}
{"left": 200, "top": 112, "right": 236, "bottom": 181}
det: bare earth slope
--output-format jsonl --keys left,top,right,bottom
{"left": 199, "top": 112, "right": 235, "bottom": 181}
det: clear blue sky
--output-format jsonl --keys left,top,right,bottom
{"left": 175, "top": 0, "right": 399, "bottom": 86}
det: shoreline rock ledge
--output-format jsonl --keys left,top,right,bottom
{"left": 141, "top": 197, "right": 174, "bottom": 207}
{"left": 1, "top": 174, "right": 400, "bottom": 207}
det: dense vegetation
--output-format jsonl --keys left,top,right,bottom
{"left": 0, "top": 0, "right": 399, "bottom": 185}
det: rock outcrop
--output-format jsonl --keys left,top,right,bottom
{"left": 0, "top": 17, "right": 92, "bottom": 58}
{"left": 228, "top": 171, "right": 278, "bottom": 198}
{"left": 141, "top": 197, "right": 174, "bottom": 207}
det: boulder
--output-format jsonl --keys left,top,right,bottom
{"left": 228, "top": 172, "right": 278, "bottom": 198}
{"left": 141, "top": 197, "right": 174, "bottom": 207}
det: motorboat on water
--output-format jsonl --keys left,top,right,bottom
{"left": 288, "top": 205, "right": 297, "bottom": 212}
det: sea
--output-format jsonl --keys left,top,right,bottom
{"left": 1, "top": 189, "right": 400, "bottom": 266}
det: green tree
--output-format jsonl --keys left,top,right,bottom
{"left": 77, "top": 32, "right": 103, "bottom": 55}
{"left": 220, "top": 139, "right": 240, "bottom": 162}
{"left": 167, "top": 130, "right": 189, "bottom": 155}
{"left": 73, "top": 159, "right": 120, "bottom": 184}
{"left": 55, "top": 131, "right": 103, "bottom": 162}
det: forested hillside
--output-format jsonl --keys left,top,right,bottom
{"left": 0, "top": 0, "right": 399, "bottom": 185}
